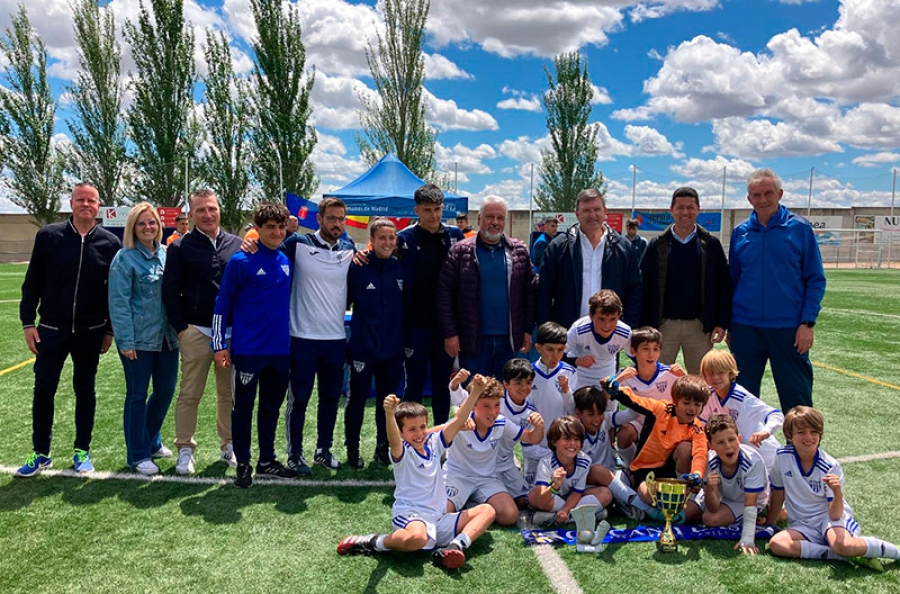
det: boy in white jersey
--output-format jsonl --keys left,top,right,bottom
{"left": 337, "top": 377, "right": 496, "bottom": 570}
{"left": 699, "top": 350, "right": 783, "bottom": 471}
{"left": 767, "top": 406, "right": 898, "bottom": 571}
{"left": 525, "top": 322, "right": 575, "bottom": 486}
{"left": 682, "top": 415, "right": 769, "bottom": 554}
{"left": 615, "top": 327, "right": 685, "bottom": 468}
{"left": 445, "top": 375, "right": 544, "bottom": 526}
{"left": 566, "top": 290, "right": 631, "bottom": 394}
{"left": 573, "top": 386, "right": 657, "bottom": 521}
{"left": 528, "top": 416, "right": 608, "bottom": 526}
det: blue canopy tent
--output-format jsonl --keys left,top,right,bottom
{"left": 323, "top": 152, "right": 467, "bottom": 217}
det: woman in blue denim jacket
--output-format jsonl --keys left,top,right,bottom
{"left": 108, "top": 202, "right": 180, "bottom": 475}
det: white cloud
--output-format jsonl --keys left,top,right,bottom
{"left": 623, "top": 125, "right": 682, "bottom": 157}
{"left": 629, "top": 0, "right": 721, "bottom": 24}
{"left": 309, "top": 72, "right": 376, "bottom": 130}
{"left": 498, "top": 135, "right": 549, "bottom": 164}
{"left": 497, "top": 97, "right": 541, "bottom": 112}
{"left": 435, "top": 142, "right": 496, "bottom": 177}
{"left": 852, "top": 152, "right": 900, "bottom": 168}
{"left": 670, "top": 156, "right": 757, "bottom": 181}
{"left": 424, "top": 53, "right": 472, "bottom": 80}
{"left": 712, "top": 117, "right": 844, "bottom": 159}
{"left": 424, "top": 90, "right": 498, "bottom": 131}
{"left": 591, "top": 84, "right": 613, "bottom": 105}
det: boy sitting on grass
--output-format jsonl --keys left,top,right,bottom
{"left": 573, "top": 386, "right": 658, "bottom": 521}
{"left": 600, "top": 375, "right": 709, "bottom": 519}
{"left": 338, "top": 376, "right": 495, "bottom": 570}
{"left": 528, "top": 416, "right": 609, "bottom": 526}
{"left": 767, "top": 406, "right": 898, "bottom": 571}
{"left": 699, "top": 350, "right": 783, "bottom": 472}
{"left": 682, "top": 414, "right": 769, "bottom": 555}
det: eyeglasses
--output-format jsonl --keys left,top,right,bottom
{"left": 323, "top": 215, "right": 347, "bottom": 224}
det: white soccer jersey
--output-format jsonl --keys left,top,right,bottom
{"left": 496, "top": 394, "right": 538, "bottom": 472}
{"left": 770, "top": 445, "right": 853, "bottom": 523}
{"left": 534, "top": 452, "right": 591, "bottom": 498}
{"left": 289, "top": 238, "right": 353, "bottom": 340}
{"left": 566, "top": 317, "right": 631, "bottom": 391}
{"left": 706, "top": 444, "right": 769, "bottom": 508}
{"left": 615, "top": 362, "right": 679, "bottom": 423}
{"left": 445, "top": 414, "right": 524, "bottom": 479}
{"left": 582, "top": 417, "right": 616, "bottom": 470}
{"left": 525, "top": 360, "right": 576, "bottom": 461}
{"left": 700, "top": 382, "right": 784, "bottom": 470}
{"left": 392, "top": 431, "right": 450, "bottom": 518}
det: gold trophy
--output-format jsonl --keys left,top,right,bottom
{"left": 645, "top": 472, "right": 689, "bottom": 553}
{"left": 571, "top": 504, "right": 610, "bottom": 554}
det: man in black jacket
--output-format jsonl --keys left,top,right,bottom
{"left": 640, "top": 187, "right": 731, "bottom": 374}
{"left": 16, "top": 183, "right": 121, "bottom": 476}
{"left": 537, "top": 188, "right": 642, "bottom": 329}
{"left": 163, "top": 189, "right": 242, "bottom": 475}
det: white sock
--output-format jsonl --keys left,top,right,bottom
{"left": 608, "top": 474, "right": 654, "bottom": 513}
{"left": 800, "top": 540, "right": 842, "bottom": 560}
{"left": 619, "top": 444, "right": 636, "bottom": 468}
{"left": 374, "top": 535, "right": 389, "bottom": 552}
{"left": 451, "top": 533, "right": 472, "bottom": 551}
{"left": 863, "top": 536, "right": 900, "bottom": 560}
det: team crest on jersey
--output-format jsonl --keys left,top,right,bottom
{"left": 405, "top": 348, "right": 414, "bottom": 359}
{"left": 655, "top": 380, "right": 668, "bottom": 392}
{"left": 353, "top": 361, "right": 366, "bottom": 373}
{"left": 281, "top": 264, "right": 290, "bottom": 276}
{"left": 807, "top": 480, "right": 823, "bottom": 494}
{"left": 446, "top": 485, "right": 459, "bottom": 497}
{"left": 607, "top": 344, "right": 619, "bottom": 354}
{"left": 239, "top": 372, "right": 254, "bottom": 385}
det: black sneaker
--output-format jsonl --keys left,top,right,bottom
{"left": 337, "top": 534, "right": 379, "bottom": 556}
{"left": 432, "top": 543, "right": 465, "bottom": 569}
{"left": 314, "top": 448, "right": 343, "bottom": 470}
{"left": 346, "top": 447, "right": 365, "bottom": 469}
{"left": 373, "top": 442, "right": 391, "bottom": 466}
{"left": 256, "top": 459, "right": 298, "bottom": 479}
{"left": 234, "top": 462, "right": 253, "bottom": 488}
{"left": 287, "top": 454, "right": 312, "bottom": 477}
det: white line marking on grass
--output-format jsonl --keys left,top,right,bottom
{"left": 825, "top": 307, "right": 900, "bottom": 321}
{"left": 0, "top": 299, "right": 20, "bottom": 304}
{"left": 837, "top": 451, "right": 900, "bottom": 464}
{"left": 532, "top": 545, "right": 584, "bottom": 594}
{"left": 0, "top": 465, "right": 394, "bottom": 487}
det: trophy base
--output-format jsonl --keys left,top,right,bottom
{"left": 656, "top": 539, "right": 678, "bottom": 554}
{"left": 575, "top": 520, "right": 610, "bottom": 554}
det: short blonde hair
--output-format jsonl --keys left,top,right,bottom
{"left": 123, "top": 202, "right": 163, "bottom": 249}
{"left": 700, "top": 350, "right": 739, "bottom": 383}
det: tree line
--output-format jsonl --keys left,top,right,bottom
{"left": 0, "top": 0, "right": 603, "bottom": 230}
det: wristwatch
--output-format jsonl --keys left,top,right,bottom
{"left": 802, "top": 321, "right": 816, "bottom": 328}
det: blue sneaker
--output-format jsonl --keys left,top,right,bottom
{"left": 14, "top": 452, "right": 52, "bottom": 477}
{"left": 73, "top": 449, "right": 94, "bottom": 473}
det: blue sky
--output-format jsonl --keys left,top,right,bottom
{"left": 1, "top": 0, "right": 899, "bottom": 213}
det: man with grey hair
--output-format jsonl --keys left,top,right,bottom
{"left": 537, "top": 188, "right": 641, "bottom": 329}
{"left": 438, "top": 196, "right": 537, "bottom": 379}
{"left": 729, "top": 168, "right": 825, "bottom": 412}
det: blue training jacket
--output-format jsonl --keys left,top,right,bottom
{"left": 729, "top": 204, "right": 826, "bottom": 328}
{"left": 211, "top": 244, "right": 292, "bottom": 356}
{"left": 347, "top": 254, "right": 404, "bottom": 361}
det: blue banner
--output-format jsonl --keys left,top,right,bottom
{"left": 521, "top": 524, "right": 778, "bottom": 546}
{"left": 286, "top": 192, "right": 319, "bottom": 231}
{"left": 633, "top": 211, "right": 722, "bottom": 233}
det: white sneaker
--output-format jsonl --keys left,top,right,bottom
{"left": 151, "top": 446, "right": 173, "bottom": 459}
{"left": 134, "top": 460, "right": 160, "bottom": 476}
{"left": 176, "top": 447, "right": 195, "bottom": 475}
{"left": 220, "top": 444, "right": 237, "bottom": 468}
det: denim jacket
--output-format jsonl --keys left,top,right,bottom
{"left": 108, "top": 242, "right": 179, "bottom": 352}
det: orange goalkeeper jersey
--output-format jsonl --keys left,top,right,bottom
{"left": 613, "top": 386, "right": 708, "bottom": 476}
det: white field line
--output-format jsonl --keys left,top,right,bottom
{"left": 836, "top": 451, "right": 900, "bottom": 464}
{"left": 532, "top": 545, "right": 585, "bottom": 594}
{"left": 0, "top": 299, "right": 19, "bottom": 304}
{"left": 824, "top": 307, "right": 900, "bottom": 320}
{"left": 0, "top": 465, "right": 393, "bottom": 487}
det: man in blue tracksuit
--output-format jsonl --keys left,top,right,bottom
{"left": 397, "top": 185, "right": 465, "bottom": 426}
{"left": 344, "top": 218, "right": 405, "bottom": 467}
{"left": 212, "top": 203, "right": 295, "bottom": 488}
{"left": 729, "top": 168, "right": 826, "bottom": 413}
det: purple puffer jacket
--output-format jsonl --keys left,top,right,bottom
{"left": 437, "top": 234, "right": 537, "bottom": 355}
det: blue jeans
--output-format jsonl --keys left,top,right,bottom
{"left": 120, "top": 343, "right": 179, "bottom": 467}
{"left": 459, "top": 334, "right": 516, "bottom": 381}
{"left": 729, "top": 322, "right": 813, "bottom": 413}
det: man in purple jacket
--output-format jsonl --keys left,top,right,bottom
{"left": 437, "top": 196, "right": 537, "bottom": 379}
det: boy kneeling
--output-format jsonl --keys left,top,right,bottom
{"left": 338, "top": 376, "right": 496, "bottom": 569}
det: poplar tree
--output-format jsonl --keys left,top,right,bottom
{"left": 0, "top": 5, "right": 64, "bottom": 225}
{"left": 357, "top": 0, "right": 436, "bottom": 180}
{"left": 537, "top": 51, "right": 604, "bottom": 211}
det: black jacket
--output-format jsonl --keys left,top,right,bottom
{"left": 640, "top": 225, "right": 732, "bottom": 333}
{"left": 537, "top": 224, "right": 642, "bottom": 329}
{"left": 20, "top": 218, "right": 121, "bottom": 333}
{"left": 162, "top": 228, "right": 242, "bottom": 334}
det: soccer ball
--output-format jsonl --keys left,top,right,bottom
{"left": 578, "top": 529, "right": 593, "bottom": 544}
